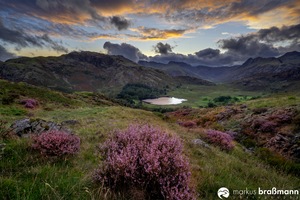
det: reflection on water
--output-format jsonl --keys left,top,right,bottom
{"left": 143, "top": 97, "right": 187, "bottom": 105}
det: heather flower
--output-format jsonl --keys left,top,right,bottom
{"left": 180, "top": 120, "right": 197, "bottom": 128}
{"left": 32, "top": 130, "right": 80, "bottom": 157}
{"left": 205, "top": 129, "right": 234, "bottom": 151}
{"left": 251, "top": 118, "right": 277, "bottom": 133}
{"left": 94, "top": 124, "right": 195, "bottom": 200}
{"left": 20, "top": 99, "right": 39, "bottom": 109}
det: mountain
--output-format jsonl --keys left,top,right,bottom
{"left": 140, "top": 51, "right": 300, "bottom": 90}
{"left": 0, "top": 51, "right": 178, "bottom": 95}
{"left": 229, "top": 51, "right": 300, "bottom": 90}
{"left": 139, "top": 60, "right": 239, "bottom": 82}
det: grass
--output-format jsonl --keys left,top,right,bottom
{"left": 142, "top": 84, "right": 264, "bottom": 108}
{"left": 1, "top": 80, "right": 300, "bottom": 199}
{"left": 2, "top": 104, "right": 300, "bottom": 199}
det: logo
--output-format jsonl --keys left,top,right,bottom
{"left": 218, "top": 187, "right": 230, "bottom": 199}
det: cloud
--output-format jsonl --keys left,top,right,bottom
{"left": 218, "top": 36, "right": 280, "bottom": 58}
{"left": 0, "top": 0, "right": 129, "bottom": 30}
{"left": 102, "top": 24, "right": 300, "bottom": 66}
{"left": 154, "top": 42, "right": 174, "bottom": 55}
{"left": 0, "top": 45, "right": 16, "bottom": 61}
{"left": 110, "top": 16, "right": 131, "bottom": 30}
{"left": 117, "top": 24, "right": 300, "bottom": 66}
{"left": 103, "top": 41, "right": 147, "bottom": 62}
{"left": 0, "top": 19, "right": 68, "bottom": 53}
{"left": 38, "top": 34, "right": 69, "bottom": 53}
{"left": 218, "top": 23, "right": 300, "bottom": 57}
{"left": 1, "top": 0, "right": 299, "bottom": 31}
{"left": 131, "top": 27, "right": 187, "bottom": 40}
{"left": 256, "top": 24, "right": 300, "bottom": 42}
{"left": 195, "top": 48, "right": 221, "bottom": 59}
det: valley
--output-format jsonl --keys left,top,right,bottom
{"left": 1, "top": 52, "right": 300, "bottom": 199}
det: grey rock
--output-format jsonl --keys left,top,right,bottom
{"left": 192, "top": 139, "right": 210, "bottom": 148}
{"left": 10, "top": 118, "right": 71, "bottom": 137}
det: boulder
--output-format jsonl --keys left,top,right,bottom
{"left": 10, "top": 118, "right": 72, "bottom": 137}
{"left": 191, "top": 139, "right": 210, "bottom": 148}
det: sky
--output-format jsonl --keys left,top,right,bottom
{"left": 0, "top": 0, "right": 299, "bottom": 66}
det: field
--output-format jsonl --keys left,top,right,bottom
{"left": 1, "top": 80, "right": 300, "bottom": 199}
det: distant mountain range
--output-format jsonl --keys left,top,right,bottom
{"left": 0, "top": 51, "right": 299, "bottom": 94}
{"left": 140, "top": 51, "right": 300, "bottom": 90}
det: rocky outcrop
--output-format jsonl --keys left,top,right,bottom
{"left": 266, "top": 133, "right": 300, "bottom": 161}
{"left": 10, "top": 118, "right": 76, "bottom": 137}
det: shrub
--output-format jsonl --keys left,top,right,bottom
{"left": 205, "top": 129, "right": 234, "bottom": 151}
{"left": 181, "top": 120, "right": 197, "bottom": 128}
{"left": 251, "top": 118, "right": 277, "bottom": 133}
{"left": 32, "top": 130, "right": 80, "bottom": 157}
{"left": 20, "top": 99, "right": 39, "bottom": 109}
{"left": 93, "top": 124, "right": 195, "bottom": 200}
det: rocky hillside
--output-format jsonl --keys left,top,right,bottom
{"left": 140, "top": 51, "right": 300, "bottom": 90}
{"left": 0, "top": 51, "right": 177, "bottom": 95}
{"left": 230, "top": 51, "right": 300, "bottom": 90}
{"left": 139, "top": 60, "right": 235, "bottom": 82}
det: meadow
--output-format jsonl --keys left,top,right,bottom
{"left": 1, "top": 80, "right": 300, "bottom": 199}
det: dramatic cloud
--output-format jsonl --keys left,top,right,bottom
{"left": 163, "top": 0, "right": 300, "bottom": 29}
{"left": 195, "top": 48, "right": 221, "bottom": 59}
{"left": 154, "top": 43, "right": 174, "bottom": 55}
{"left": 105, "top": 24, "right": 300, "bottom": 66}
{"left": 218, "top": 23, "right": 300, "bottom": 57}
{"left": 0, "top": 0, "right": 299, "bottom": 59}
{"left": 219, "top": 36, "right": 280, "bottom": 58}
{"left": 132, "top": 27, "right": 187, "bottom": 40}
{"left": 1, "top": 0, "right": 299, "bottom": 29}
{"left": 0, "top": 45, "right": 16, "bottom": 61}
{"left": 103, "top": 41, "right": 147, "bottom": 62}
{"left": 0, "top": 19, "right": 68, "bottom": 53}
{"left": 110, "top": 16, "right": 131, "bottom": 31}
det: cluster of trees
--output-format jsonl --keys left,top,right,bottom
{"left": 207, "top": 95, "right": 240, "bottom": 107}
{"left": 117, "top": 83, "right": 167, "bottom": 101}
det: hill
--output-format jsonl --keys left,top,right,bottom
{"left": 0, "top": 51, "right": 177, "bottom": 95}
{"left": 1, "top": 78, "right": 300, "bottom": 199}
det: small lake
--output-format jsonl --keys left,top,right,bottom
{"left": 143, "top": 97, "right": 187, "bottom": 105}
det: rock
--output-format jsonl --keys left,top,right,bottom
{"left": 10, "top": 119, "right": 31, "bottom": 137}
{"left": 192, "top": 139, "right": 210, "bottom": 148}
{"left": 265, "top": 133, "right": 300, "bottom": 161}
{"left": 242, "top": 146, "right": 254, "bottom": 154}
{"left": 10, "top": 118, "right": 71, "bottom": 137}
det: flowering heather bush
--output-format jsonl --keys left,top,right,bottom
{"left": 94, "top": 124, "right": 195, "bottom": 200}
{"left": 205, "top": 129, "right": 234, "bottom": 151}
{"left": 32, "top": 130, "right": 80, "bottom": 157}
{"left": 251, "top": 118, "right": 277, "bottom": 133}
{"left": 20, "top": 98, "right": 39, "bottom": 109}
{"left": 180, "top": 120, "right": 197, "bottom": 128}
{"left": 268, "top": 111, "right": 293, "bottom": 124}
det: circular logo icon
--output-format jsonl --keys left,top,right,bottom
{"left": 218, "top": 187, "right": 230, "bottom": 199}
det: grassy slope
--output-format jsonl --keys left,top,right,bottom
{"left": 1, "top": 80, "right": 300, "bottom": 199}
{"left": 141, "top": 84, "right": 263, "bottom": 109}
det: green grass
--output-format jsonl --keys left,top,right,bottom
{"left": 151, "top": 84, "right": 263, "bottom": 108}
{"left": 2, "top": 105, "right": 300, "bottom": 199}
{"left": 1, "top": 80, "right": 300, "bottom": 199}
